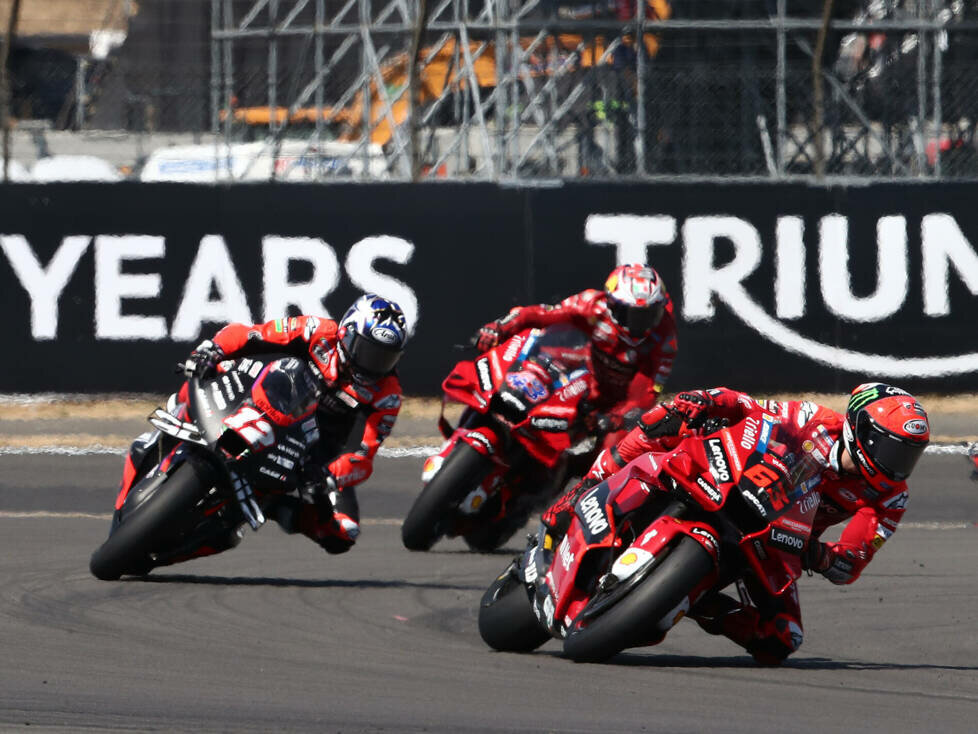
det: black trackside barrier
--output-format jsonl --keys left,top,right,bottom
{"left": 1, "top": 182, "right": 976, "bottom": 394}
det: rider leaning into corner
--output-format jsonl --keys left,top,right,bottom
{"left": 542, "top": 382, "right": 931, "bottom": 665}
{"left": 474, "top": 263, "right": 679, "bottom": 451}
{"left": 135, "top": 294, "right": 409, "bottom": 559}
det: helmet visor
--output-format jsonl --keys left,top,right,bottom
{"left": 855, "top": 412, "right": 926, "bottom": 481}
{"left": 344, "top": 331, "right": 402, "bottom": 376}
{"left": 608, "top": 301, "right": 664, "bottom": 336}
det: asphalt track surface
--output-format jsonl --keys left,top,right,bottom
{"left": 2, "top": 450, "right": 977, "bottom": 733}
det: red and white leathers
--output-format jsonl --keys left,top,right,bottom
{"left": 484, "top": 288, "right": 678, "bottom": 449}
{"left": 554, "top": 386, "right": 912, "bottom": 664}
{"left": 182, "top": 315, "right": 402, "bottom": 554}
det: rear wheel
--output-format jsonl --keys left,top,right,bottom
{"left": 562, "top": 535, "right": 714, "bottom": 663}
{"left": 89, "top": 460, "right": 214, "bottom": 580}
{"left": 401, "top": 442, "right": 492, "bottom": 551}
{"left": 478, "top": 564, "right": 550, "bottom": 652}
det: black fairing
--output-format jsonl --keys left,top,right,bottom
{"left": 186, "top": 354, "right": 321, "bottom": 494}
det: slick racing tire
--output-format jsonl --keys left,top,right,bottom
{"left": 463, "top": 505, "right": 530, "bottom": 553}
{"left": 401, "top": 442, "right": 492, "bottom": 551}
{"left": 562, "top": 535, "right": 714, "bottom": 663}
{"left": 479, "top": 565, "right": 550, "bottom": 653}
{"left": 89, "top": 460, "right": 213, "bottom": 581}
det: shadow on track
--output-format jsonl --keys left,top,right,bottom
{"left": 126, "top": 574, "right": 483, "bottom": 592}
{"left": 543, "top": 650, "right": 978, "bottom": 673}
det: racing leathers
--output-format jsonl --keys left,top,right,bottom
{"left": 545, "top": 387, "right": 911, "bottom": 664}
{"left": 179, "top": 315, "right": 402, "bottom": 554}
{"left": 478, "top": 289, "right": 678, "bottom": 449}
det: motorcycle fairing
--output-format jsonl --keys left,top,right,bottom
{"left": 439, "top": 327, "right": 593, "bottom": 468}
{"left": 526, "top": 408, "right": 823, "bottom": 642}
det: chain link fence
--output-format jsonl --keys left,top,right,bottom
{"left": 4, "top": 0, "right": 978, "bottom": 181}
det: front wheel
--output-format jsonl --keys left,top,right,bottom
{"left": 478, "top": 564, "right": 550, "bottom": 652}
{"left": 401, "top": 442, "right": 492, "bottom": 551}
{"left": 562, "top": 535, "right": 714, "bottom": 663}
{"left": 89, "top": 460, "right": 214, "bottom": 580}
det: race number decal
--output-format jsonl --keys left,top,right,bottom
{"left": 225, "top": 406, "right": 275, "bottom": 448}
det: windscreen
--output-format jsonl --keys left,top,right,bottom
{"left": 518, "top": 325, "right": 590, "bottom": 380}
{"left": 257, "top": 358, "right": 320, "bottom": 419}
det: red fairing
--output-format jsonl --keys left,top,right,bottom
{"left": 441, "top": 329, "right": 594, "bottom": 467}
{"left": 537, "top": 407, "right": 854, "bottom": 651}
{"left": 459, "top": 425, "right": 504, "bottom": 457}
{"left": 491, "top": 288, "right": 678, "bottom": 415}
{"left": 607, "top": 386, "right": 909, "bottom": 584}
{"left": 115, "top": 454, "right": 140, "bottom": 510}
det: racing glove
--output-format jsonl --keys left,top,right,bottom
{"left": 475, "top": 321, "right": 503, "bottom": 352}
{"left": 802, "top": 541, "right": 859, "bottom": 584}
{"left": 542, "top": 476, "right": 599, "bottom": 538}
{"left": 327, "top": 452, "right": 373, "bottom": 488}
{"left": 669, "top": 390, "right": 715, "bottom": 428}
{"left": 181, "top": 339, "right": 225, "bottom": 378}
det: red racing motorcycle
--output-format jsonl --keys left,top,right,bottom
{"left": 478, "top": 407, "right": 824, "bottom": 662}
{"left": 401, "top": 325, "right": 598, "bottom": 552}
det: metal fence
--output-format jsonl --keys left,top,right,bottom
{"left": 9, "top": 0, "right": 978, "bottom": 181}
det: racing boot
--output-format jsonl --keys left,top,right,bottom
{"left": 271, "top": 486, "right": 361, "bottom": 554}
{"left": 690, "top": 594, "right": 801, "bottom": 665}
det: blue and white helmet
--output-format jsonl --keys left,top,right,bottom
{"left": 339, "top": 294, "right": 409, "bottom": 377}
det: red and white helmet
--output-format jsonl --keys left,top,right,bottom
{"left": 603, "top": 264, "right": 667, "bottom": 338}
{"left": 843, "top": 382, "right": 930, "bottom": 493}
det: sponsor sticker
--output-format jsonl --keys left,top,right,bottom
{"left": 903, "top": 419, "right": 928, "bottom": 435}
{"left": 769, "top": 525, "right": 806, "bottom": 553}
{"left": 705, "top": 437, "right": 732, "bottom": 483}
{"left": 475, "top": 358, "right": 493, "bottom": 393}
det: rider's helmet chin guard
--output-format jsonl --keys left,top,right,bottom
{"left": 843, "top": 382, "right": 930, "bottom": 493}
{"left": 603, "top": 264, "right": 667, "bottom": 339}
{"left": 338, "top": 294, "right": 409, "bottom": 380}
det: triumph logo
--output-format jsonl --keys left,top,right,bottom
{"left": 586, "top": 213, "right": 978, "bottom": 377}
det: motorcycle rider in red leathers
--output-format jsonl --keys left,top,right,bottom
{"left": 161, "top": 294, "right": 409, "bottom": 557}
{"left": 475, "top": 264, "right": 678, "bottom": 450}
{"left": 543, "top": 383, "right": 930, "bottom": 664}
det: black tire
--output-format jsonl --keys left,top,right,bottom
{"left": 478, "top": 565, "right": 550, "bottom": 652}
{"left": 401, "top": 442, "right": 492, "bottom": 551}
{"left": 562, "top": 535, "right": 714, "bottom": 663}
{"left": 89, "top": 460, "right": 213, "bottom": 580}
{"left": 463, "top": 506, "right": 530, "bottom": 553}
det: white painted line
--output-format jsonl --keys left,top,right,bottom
{"left": 0, "top": 510, "right": 970, "bottom": 531}
{"left": 0, "top": 445, "right": 441, "bottom": 457}
{"left": 0, "top": 443, "right": 970, "bottom": 457}
{"left": 0, "top": 510, "right": 406, "bottom": 525}
{"left": 0, "top": 445, "right": 127, "bottom": 456}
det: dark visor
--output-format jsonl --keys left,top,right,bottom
{"left": 856, "top": 412, "right": 926, "bottom": 481}
{"left": 345, "top": 331, "right": 401, "bottom": 376}
{"left": 608, "top": 301, "right": 664, "bottom": 336}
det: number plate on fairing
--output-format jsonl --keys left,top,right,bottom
{"left": 505, "top": 371, "right": 549, "bottom": 404}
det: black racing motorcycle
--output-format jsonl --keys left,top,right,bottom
{"left": 90, "top": 354, "right": 322, "bottom": 580}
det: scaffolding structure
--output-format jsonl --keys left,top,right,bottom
{"left": 209, "top": 0, "right": 978, "bottom": 181}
